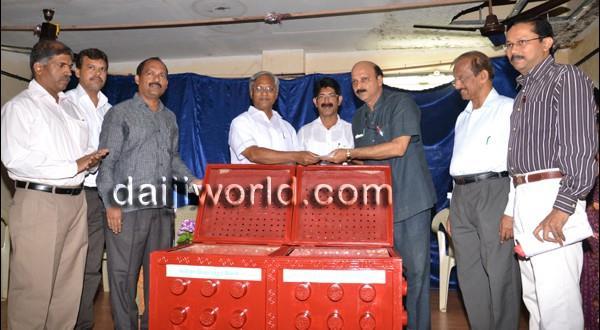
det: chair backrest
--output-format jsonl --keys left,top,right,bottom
{"left": 431, "top": 208, "right": 453, "bottom": 257}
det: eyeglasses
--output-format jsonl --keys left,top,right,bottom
{"left": 316, "top": 93, "right": 338, "bottom": 101}
{"left": 451, "top": 72, "right": 475, "bottom": 87}
{"left": 253, "top": 85, "right": 276, "bottom": 93}
{"left": 504, "top": 36, "right": 544, "bottom": 50}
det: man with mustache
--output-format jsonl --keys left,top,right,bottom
{"left": 64, "top": 48, "right": 112, "bottom": 330}
{"left": 229, "top": 71, "right": 319, "bottom": 165}
{"left": 1, "top": 40, "right": 108, "bottom": 329}
{"left": 97, "top": 57, "right": 201, "bottom": 329}
{"left": 297, "top": 77, "right": 353, "bottom": 158}
{"left": 329, "top": 61, "right": 437, "bottom": 330}
{"left": 449, "top": 51, "right": 521, "bottom": 329}
{"left": 505, "top": 18, "right": 598, "bottom": 329}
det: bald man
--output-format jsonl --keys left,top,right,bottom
{"left": 329, "top": 61, "right": 437, "bottom": 330}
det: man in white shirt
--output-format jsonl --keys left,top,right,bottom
{"left": 229, "top": 71, "right": 319, "bottom": 165}
{"left": 0, "top": 40, "right": 108, "bottom": 329}
{"left": 65, "top": 48, "right": 111, "bottom": 330}
{"left": 298, "top": 77, "right": 353, "bottom": 157}
{"left": 449, "top": 51, "right": 521, "bottom": 329}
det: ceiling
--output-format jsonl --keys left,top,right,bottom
{"left": 1, "top": 0, "right": 598, "bottom": 63}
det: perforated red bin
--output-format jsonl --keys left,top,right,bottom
{"left": 150, "top": 164, "right": 296, "bottom": 329}
{"left": 269, "top": 165, "right": 408, "bottom": 329}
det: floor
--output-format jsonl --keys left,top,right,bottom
{"left": 1, "top": 287, "right": 528, "bottom": 329}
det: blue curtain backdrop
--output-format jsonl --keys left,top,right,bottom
{"left": 91, "top": 56, "right": 519, "bottom": 288}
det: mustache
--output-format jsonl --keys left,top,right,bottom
{"left": 510, "top": 55, "right": 525, "bottom": 62}
{"left": 356, "top": 89, "right": 367, "bottom": 94}
{"left": 320, "top": 103, "right": 334, "bottom": 108}
{"left": 149, "top": 82, "right": 162, "bottom": 88}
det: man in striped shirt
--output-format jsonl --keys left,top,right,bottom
{"left": 505, "top": 17, "right": 598, "bottom": 329}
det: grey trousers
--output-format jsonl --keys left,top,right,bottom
{"left": 75, "top": 188, "right": 106, "bottom": 330}
{"left": 450, "top": 177, "right": 521, "bottom": 330}
{"left": 394, "top": 208, "right": 432, "bottom": 330}
{"left": 105, "top": 208, "right": 174, "bottom": 330}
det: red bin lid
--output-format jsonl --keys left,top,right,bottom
{"left": 193, "top": 164, "right": 296, "bottom": 245}
{"left": 291, "top": 165, "right": 393, "bottom": 247}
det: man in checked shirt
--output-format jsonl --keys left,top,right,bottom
{"left": 505, "top": 17, "right": 598, "bottom": 329}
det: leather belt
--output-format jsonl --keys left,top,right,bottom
{"left": 16, "top": 180, "right": 83, "bottom": 195}
{"left": 453, "top": 171, "right": 509, "bottom": 185}
{"left": 84, "top": 186, "right": 98, "bottom": 191}
{"left": 512, "top": 170, "right": 563, "bottom": 187}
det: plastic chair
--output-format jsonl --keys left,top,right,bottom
{"left": 431, "top": 208, "right": 455, "bottom": 312}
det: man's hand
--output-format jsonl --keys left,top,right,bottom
{"left": 533, "top": 208, "right": 570, "bottom": 245}
{"left": 326, "top": 149, "right": 349, "bottom": 164}
{"left": 294, "top": 151, "right": 319, "bottom": 165}
{"left": 499, "top": 215, "right": 514, "bottom": 244}
{"left": 106, "top": 207, "right": 123, "bottom": 234}
{"left": 77, "top": 148, "right": 109, "bottom": 173}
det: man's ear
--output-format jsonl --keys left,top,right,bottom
{"left": 542, "top": 36, "right": 554, "bottom": 54}
{"left": 337, "top": 95, "right": 344, "bottom": 106}
{"left": 313, "top": 97, "right": 318, "bottom": 108}
{"left": 134, "top": 75, "right": 140, "bottom": 86}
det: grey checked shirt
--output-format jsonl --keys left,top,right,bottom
{"left": 97, "top": 93, "right": 197, "bottom": 211}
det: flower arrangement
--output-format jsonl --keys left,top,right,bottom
{"left": 176, "top": 218, "right": 195, "bottom": 245}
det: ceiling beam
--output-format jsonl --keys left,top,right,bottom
{"left": 2, "top": 0, "right": 482, "bottom": 32}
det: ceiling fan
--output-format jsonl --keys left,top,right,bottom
{"left": 414, "top": 0, "right": 570, "bottom": 45}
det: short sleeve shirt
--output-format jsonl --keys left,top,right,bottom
{"left": 352, "top": 88, "right": 437, "bottom": 221}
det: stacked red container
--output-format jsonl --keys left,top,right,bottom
{"left": 149, "top": 164, "right": 296, "bottom": 329}
{"left": 149, "top": 164, "right": 407, "bottom": 329}
{"left": 268, "top": 165, "right": 407, "bottom": 329}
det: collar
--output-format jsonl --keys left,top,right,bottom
{"left": 133, "top": 93, "right": 165, "bottom": 112}
{"left": 318, "top": 115, "right": 341, "bottom": 129}
{"left": 464, "top": 88, "right": 499, "bottom": 113}
{"left": 29, "top": 79, "right": 67, "bottom": 102}
{"left": 516, "top": 55, "right": 554, "bottom": 87}
{"left": 248, "top": 105, "right": 280, "bottom": 122}
{"left": 74, "top": 84, "right": 109, "bottom": 109}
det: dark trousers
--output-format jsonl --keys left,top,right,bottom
{"left": 394, "top": 208, "right": 432, "bottom": 330}
{"left": 105, "top": 208, "right": 174, "bottom": 330}
{"left": 75, "top": 188, "right": 106, "bottom": 330}
{"left": 450, "top": 177, "right": 521, "bottom": 330}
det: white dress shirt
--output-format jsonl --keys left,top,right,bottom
{"left": 65, "top": 84, "right": 111, "bottom": 187}
{"left": 297, "top": 115, "right": 354, "bottom": 156}
{"left": 450, "top": 88, "right": 514, "bottom": 215}
{"left": 1, "top": 80, "right": 93, "bottom": 186}
{"left": 228, "top": 106, "right": 298, "bottom": 164}
{"left": 450, "top": 88, "right": 513, "bottom": 176}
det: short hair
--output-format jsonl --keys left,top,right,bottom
{"left": 373, "top": 64, "right": 384, "bottom": 78}
{"left": 313, "top": 77, "right": 341, "bottom": 98}
{"left": 136, "top": 57, "right": 168, "bottom": 76}
{"left": 249, "top": 71, "right": 280, "bottom": 94}
{"left": 452, "top": 51, "right": 495, "bottom": 80}
{"left": 506, "top": 17, "right": 554, "bottom": 39}
{"left": 30, "top": 40, "right": 73, "bottom": 74}
{"left": 75, "top": 48, "right": 108, "bottom": 69}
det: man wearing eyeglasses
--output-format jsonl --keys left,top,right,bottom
{"left": 297, "top": 77, "right": 353, "bottom": 158}
{"left": 229, "top": 70, "right": 319, "bottom": 165}
{"left": 505, "top": 17, "right": 598, "bottom": 329}
{"left": 329, "top": 61, "right": 437, "bottom": 330}
{"left": 448, "top": 51, "right": 521, "bottom": 330}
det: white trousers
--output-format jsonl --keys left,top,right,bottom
{"left": 514, "top": 174, "right": 584, "bottom": 330}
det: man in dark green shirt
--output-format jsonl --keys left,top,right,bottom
{"left": 329, "top": 61, "right": 436, "bottom": 330}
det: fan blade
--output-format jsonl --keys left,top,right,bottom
{"left": 413, "top": 24, "right": 479, "bottom": 31}
{"left": 502, "top": 0, "right": 570, "bottom": 25}
{"left": 450, "top": 0, "right": 548, "bottom": 23}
